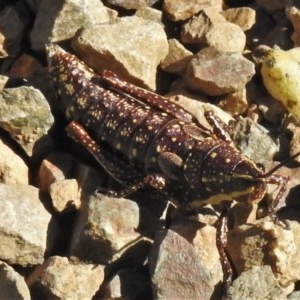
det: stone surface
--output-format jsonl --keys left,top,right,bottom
{"left": 49, "top": 179, "right": 80, "bottom": 213}
{"left": 230, "top": 117, "right": 278, "bottom": 167}
{"left": 31, "top": 256, "right": 104, "bottom": 300}
{"left": 227, "top": 266, "right": 287, "bottom": 300}
{"left": 256, "top": 0, "right": 286, "bottom": 11}
{"left": 70, "top": 193, "right": 160, "bottom": 264}
{"left": 30, "top": 0, "right": 111, "bottom": 51}
{"left": 149, "top": 229, "right": 214, "bottom": 300}
{"left": 184, "top": 47, "right": 255, "bottom": 96}
{"left": 181, "top": 9, "right": 246, "bottom": 53}
{"left": 171, "top": 220, "right": 223, "bottom": 288}
{"left": 38, "top": 152, "right": 75, "bottom": 192}
{"left": 222, "top": 7, "right": 256, "bottom": 31}
{"left": 0, "top": 86, "right": 54, "bottom": 157}
{"left": 286, "top": 5, "right": 300, "bottom": 47}
{"left": 160, "top": 38, "right": 193, "bottom": 74}
{"left": 0, "top": 139, "right": 28, "bottom": 185}
{"left": 227, "top": 218, "right": 300, "bottom": 289}
{"left": 0, "top": 183, "right": 54, "bottom": 266}
{"left": 163, "top": 0, "right": 223, "bottom": 21}
{"left": 72, "top": 16, "right": 168, "bottom": 90}
{"left": 0, "top": 261, "right": 31, "bottom": 300}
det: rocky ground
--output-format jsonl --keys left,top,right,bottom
{"left": 1, "top": 0, "right": 300, "bottom": 299}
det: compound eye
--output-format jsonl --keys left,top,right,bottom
{"left": 266, "top": 58, "right": 275, "bottom": 68}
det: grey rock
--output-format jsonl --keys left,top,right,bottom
{"left": 184, "top": 47, "right": 255, "bottom": 96}
{"left": 149, "top": 229, "right": 214, "bottom": 300}
{"left": 0, "top": 261, "right": 31, "bottom": 300}
{"left": 227, "top": 266, "right": 287, "bottom": 300}
{"left": 230, "top": 117, "right": 278, "bottom": 167}
{"left": 0, "top": 183, "right": 54, "bottom": 266}
{"left": 0, "top": 86, "right": 54, "bottom": 157}
{"left": 30, "top": 0, "right": 111, "bottom": 51}
{"left": 70, "top": 193, "right": 161, "bottom": 264}
{"left": 71, "top": 16, "right": 168, "bottom": 90}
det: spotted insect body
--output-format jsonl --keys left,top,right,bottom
{"left": 47, "top": 45, "right": 286, "bottom": 211}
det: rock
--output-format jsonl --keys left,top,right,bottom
{"left": 72, "top": 16, "right": 168, "bottom": 90}
{"left": 160, "top": 38, "right": 193, "bottom": 74}
{"left": 38, "top": 152, "right": 75, "bottom": 192}
{"left": 30, "top": 256, "right": 104, "bottom": 300}
{"left": 163, "top": 0, "right": 223, "bottom": 21}
{"left": 134, "top": 6, "right": 164, "bottom": 25}
{"left": 70, "top": 193, "right": 161, "bottom": 264}
{"left": 106, "top": 0, "right": 159, "bottom": 10}
{"left": 226, "top": 218, "right": 300, "bottom": 290}
{"left": 0, "top": 3, "right": 31, "bottom": 56}
{"left": 230, "top": 117, "right": 278, "bottom": 167}
{"left": 221, "top": 7, "right": 256, "bottom": 31}
{"left": 181, "top": 9, "right": 226, "bottom": 44}
{"left": 0, "top": 86, "right": 54, "bottom": 157}
{"left": 171, "top": 220, "right": 223, "bottom": 288}
{"left": 30, "top": 0, "right": 111, "bottom": 51}
{"left": 49, "top": 179, "right": 80, "bottom": 213}
{"left": 217, "top": 88, "right": 249, "bottom": 116}
{"left": 181, "top": 9, "right": 246, "bottom": 53}
{"left": 227, "top": 266, "right": 287, "bottom": 300}
{"left": 149, "top": 229, "right": 214, "bottom": 300}
{"left": 184, "top": 47, "right": 255, "bottom": 96}
{"left": 286, "top": 5, "right": 300, "bottom": 47}
{"left": 0, "top": 261, "right": 31, "bottom": 300}
{"left": 0, "top": 31, "right": 7, "bottom": 58}
{"left": 9, "top": 54, "right": 42, "bottom": 78}
{"left": 288, "top": 290, "right": 300, "bottom": 300}
{"left": 101, "top": 268, "right": 151, "bottom": 299}
{"left": 0, "top": 183, "right": 54, "bottom": 266}
{"left": 0, "top": 139, "right": 28, "bottom": 184}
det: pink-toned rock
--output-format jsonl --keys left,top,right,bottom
{"left": 160, "top": 38, "right": 193, "bottom": 74}
{"left": 149, "top": 229, "right": 214, "bottom": 299}
{"left": 38, "top": 152, "right": 75, "bottom": 191}
{"left": 163, "top": 0, "right": 222, "bottom": 21}
{"left": 222, "top": 7, "right": 256, "bottom": 31}
{"left": 184, "top": 47, "right": 255, "bottom": 96}
{"left": 9, "top": 54, "right": 42, "bottom": 78}
{"left": 29, "top": 256, "right": 104, "bottom": 300}
{"left": 286, "top": 6, "right": 300, "bottom": 47}
{"left": 181, "top": 9, "right": 246, "bottom": 52}
{"left": 30, "top": 0, "right": 111, "bottom": 51}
